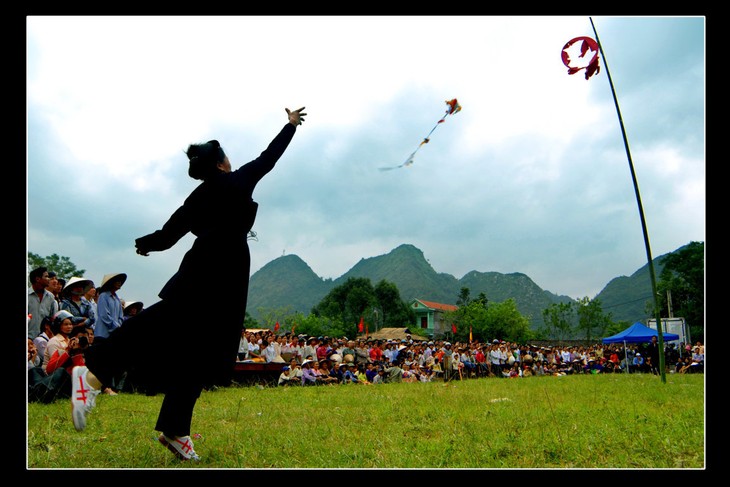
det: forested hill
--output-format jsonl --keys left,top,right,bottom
{"left": 248, "top": 242, "right": 688, "bottom": 327}
{"left": 248, "top": 243, "right": 572, "bottom": 325}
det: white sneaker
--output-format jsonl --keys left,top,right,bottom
{"left": 158, "top": 434, "right": 201, "bottom": 462}
{"left": 71, "top": 366, "right": 100, "bottom": 431}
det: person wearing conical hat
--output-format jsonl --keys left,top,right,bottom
{"left": 60, "top": 277, "right": 95, "bottom": 332}
{"left": 94, "top": 273, "right": 127, "bottom": 344}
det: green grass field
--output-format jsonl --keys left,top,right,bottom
{"left": 27, "top": 373, "right": 704, "bottom": 469}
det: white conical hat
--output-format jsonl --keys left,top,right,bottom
{"left": 62, "top": 277, "right": 93, "bottom": 295}
{"left": 100, "top": 273, "right": 127, "bottom": 288}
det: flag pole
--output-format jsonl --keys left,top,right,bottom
{"left": 589, "top": 17, "right": 666, "bottom": 383}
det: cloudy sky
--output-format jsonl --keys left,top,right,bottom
{"left": 26, "top": 16, "right": 705, "bottom": 309}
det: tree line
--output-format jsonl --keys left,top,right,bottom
{"left": 28, "top": 241, "right": 704, "bottom": 343}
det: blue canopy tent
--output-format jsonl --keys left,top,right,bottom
{"left": 602, "top": 322, "right": 679, "bottom": 373}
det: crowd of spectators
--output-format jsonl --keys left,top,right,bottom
{"left": 29, "top": 266, "right": 704, "bottom": 398}
{"left": 236, "top": 328, "right": 705, "bottom": 386}
{"left": 27, "top": 266, "right": 142, "bottom": 403}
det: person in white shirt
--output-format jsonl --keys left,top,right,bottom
{"left": 237, "top": 329, "right": 249, "bottom": 361}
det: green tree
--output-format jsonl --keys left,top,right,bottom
{"left": 456, "top": 287, "right": 471, "bottom": 307}
{"left": 484, "top": 299, "right": 532, "bottom": 343}
{"left": 285, "top": 311, "right": 348, "bottom": 339}
{"left": 575, "top": 296, "right": 613, "bottom": 342}
{"left": 656, "top": 241, "right": 704, "bottom": 342}
{"left": 312, "top": 277, "right": 416, "bottom": 337}
{"left": 374, "top": 280, "right": 416, "bottom": 329}
{"left": 27, "top": 252, "right": 86, "bottom": 282}
{"left": 540, "top": 302, "right": 575, "bottom": 341}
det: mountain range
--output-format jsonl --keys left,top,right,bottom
{"left": 247, "top": 243, "right": 676, "bottom": 328}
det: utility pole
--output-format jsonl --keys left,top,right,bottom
{"left": 667, "top": 290, "right": 673, "bottom": 318}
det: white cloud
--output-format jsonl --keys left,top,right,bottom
{"left": 27, "top": 15, "right": 705, "bottom": 309}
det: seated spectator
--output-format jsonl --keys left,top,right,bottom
{"left": 122, "top": 301, "right": 144, "bottom": 322}
{"left": 402, "top": 363, "right": 419, "bottom": 383}
{"left": 355, "top": 363, "right": 370, "bottom": 384}
{"left": 341, "top": 363, "right": 360, "bottom": 384}
{"left": 33, "top": 317, "right": 54, "bottom": 363}
{"left": 383, "top": 361, "right": 404, "bottom": 383}
{"left": 683, "top": 347, "right": 704, "bottom": 373}
{"left": 277, "top": 366, "right": 294, "bottom": 386}
{"left": 301, "top": 360, "right": 317, "bottom": 386}
{"left": 363, "top": 362, "right": 377, "bottom": 382}
{"left": 631, "top": 353, "right": 644, "bottom": 373}
{"left": 33, "top": 311, "right": 90, "bottom": 402}
{"left": 288, "top": 359, "right": 303, "bottom": 383}
{"left": 372, "top": 366, "right": 385, "bottom": 384}
{"left": 318, "top": 360, "right": 339, "bottom": 384}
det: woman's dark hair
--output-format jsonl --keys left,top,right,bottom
{"left": 186, "top": 139, "right": 226, "bottom": 180}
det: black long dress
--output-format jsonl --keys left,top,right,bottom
{"left": 84, "top": 123, "right": 297, "bottom": 436}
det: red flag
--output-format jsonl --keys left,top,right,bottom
{"left": 274, "top": 321, "right": 280, "bottom": 332}
{"left": 451, "top": 323, "right": 457, "bottom": 334}
{"left": 358, "top": 317, "right": 364, "bottom": 333}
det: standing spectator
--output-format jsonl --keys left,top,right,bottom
{"left": 647, "top": 336, "right": 661, "bottom": 375}
{"left": 93, "top": 273, "right": 127, "bottom": 393}
{"left": 341, "top": 340, "right": 356, "bottom": 364}
{"left": 489, "top": 344, "right": 502, "bottom": 376}
{"left": 60, "top": 277, "right": 95, "bottom": 332}
{"left": 474, "top": 346, "right": 487, "bottom": 377}
{"left": 237, "top": 329, "right": 249, "bottom": 361}
{"left": 355, "top": 340, "right": 371, "bottom": 367}
{"left": 442, "top": 342, "right": 454, "bottom": 382}
{"left": 302, "top": 337, "right": 318, "bottom": 364}
{"left": 28, "top": 267, "right": 59, "bottom": 339}
{"left": 94, "top": 273, "right": 127, "bottom": 343}
{"left": 83, "top": 285, "right": 98, "bottom": 330}
{"left": 46, "top": 272, "right": 64, "bottom": 306}
{"left": 316, "top": 338, "right": 331, "bottom": 362}
{"left": 369, "top": 340, "right": 383, "bottom": 363}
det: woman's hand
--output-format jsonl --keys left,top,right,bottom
{"left": 286, "top": 107, "right": 307, "bottom": 126}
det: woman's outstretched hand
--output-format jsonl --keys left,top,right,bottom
{"left": 286, "top": 107, "right": 307, "bottom": 126}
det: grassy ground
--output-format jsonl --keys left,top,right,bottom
{"left": 27, "top": 372, "right": 705, "bottom": 469}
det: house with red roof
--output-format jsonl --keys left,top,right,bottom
{"left": 410, "top": 299, "right": 458, "bottom": 338}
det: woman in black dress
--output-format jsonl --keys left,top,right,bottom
{"left": 73, "top": 107, "right": 306, "bottom": 462}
